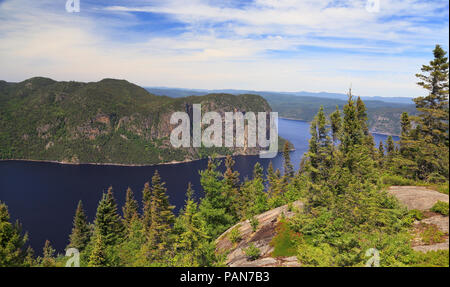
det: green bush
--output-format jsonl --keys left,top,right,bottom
{"left": 421, "top": 225, "right": 445, "bottom": 245}
{"left": 430, "top": 201, "right": 449, "bottom": 216}
{"left": 228, "top": 225, "right": 242, "bottom": 244}
{"left": 243, "top": 243, "right": 261, "bottom": 261}
{"left": 437, "top": 183, "right": 449, "bottom": 195}
{"left": 249, "top": 216, "right": 259, "bottom": 233}
{"left": 270, "top": 221, "right": 301, "bottom": 257}
{"left": 381, "top": 174, "right": 415, "bottom": 186}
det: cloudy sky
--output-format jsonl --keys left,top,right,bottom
{"left": 0, "top": 0, "right": 448, "bottom": 97}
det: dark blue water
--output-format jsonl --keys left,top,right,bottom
{"left": 0, "top": 118, "right": 398, "bottom": 253}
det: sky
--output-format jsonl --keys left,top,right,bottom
{"left": 0, "top": 0, "right": 448, "bottom": 98}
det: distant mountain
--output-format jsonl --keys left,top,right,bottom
{"left": 0, "top": 78, "right": 284, "bottom": 165}
{"left": 145, "top": 87, "right": 415, "bottom": 104}
{"left": 145, "top": 87, "right": 417, "bottom": 135}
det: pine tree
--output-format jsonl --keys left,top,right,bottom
{"left": 253, "top": 162, "right": 263, "bottom": 180}
{"left": 174, "top": 184, "right": 210, "bottom": 266}
{"left": 41, "top": 240, "right": 56, "bottom": 267}
{"left": 414, "top": 44, "right": 449, "bottom": 146}
{"left": 68, "top": 200, "right": 90, "bottom": 251}
{"left": 330, "top": 105, "right": 342, "bottom": 144}
{"left": 198, "top": 159, "right": 235, "bottom": 238}
{"left": 224, "top": 155, "right": 240, "bottom": 189}
{"left": 93, "top": 187, "right": 125, "bottom": 246}
{"left": 356, "top": 96, "right": 369, "bottom": 136}
{"left": 145, "top": 170, "right": 175, "bottom": 261}
{"left": 223, "top": 155, "right": 240, "bottom": 219}
{"left": 0, "top": 201, "right": 28, "bottom": 267}
{"left": 123, "top": 187, "right": 139, "bottom": 231}
{"left": 283, "top": 141, "right": 294, "bottom": 179}
{"left": 88, "top": 234, "right": 107, "bottom": 267}
{"left": 386, "top": 136, "right": 395, "bottom": 157}
{"left": 141, "top": 182, "right": 152, "bottom": 230}
{"left": 341, "top": 89, "right": 363, "bottom": 155}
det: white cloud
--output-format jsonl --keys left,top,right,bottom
{"left": 0, "top": 0, "right": 448, "bottom": 97}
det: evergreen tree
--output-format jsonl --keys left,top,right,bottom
{"left": 198, "top": 159, "right": 235, "bottom": 238}
{"left": 141, "top": 182, "right": 152, "bottom": 230}
{"left": 174, "top": 184, "right": 210, "bottom": 266}
{"left": 68, "top": 200, "right": 90, "bottom": 251}
{"left": 41, "top": 240, "right": 56, "bottom": 267}
{"left": 330, "top": 105, "right": 342, "bottom": 144}
{"left": 93, "top": 187, "right": 125, "bottom": 246}
{"left": 341, "top": 89, "right": 363, "bottom": 155}
{"left": 386, "top": 136, "right": 395, "bottom": 157}
{"left": 145, "top": 170, "right": 175, "bottom": 261}
{"left": 283, "top": 141, "right": 294, "bottom": 179}
{"left": 253, "top": 162, "right": 263, "bottom": 179}
{"left": 88, "top": 234, "right": 107, "bottom": 267}
{"left": 414, "top": 44, "right": 449, "bottom": 146}
{"left": 223, "top": 155, "right": 240, "bottom": 219}
{"left": 122, "top": 187, "right": 139, "bottom": 231}
{"left": 0, "top": 201, "right": 28, "bottom": 267}
{"left": 356, "top": 96, "right": 369, "bottom": 136}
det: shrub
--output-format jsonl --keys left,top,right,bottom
{"left": 270, "top": 221, "right": 301, "bottom": 257}
{"left": 249, "top": 216, "right": 259, "bottom": 233}
{"left": 243, "top": 243, "right": 261, "bottom": 261}
{"left": 381, "top": 174, "right": 415, "bottom": 186}
{"left": 437, "top": 183, "right": 449, "bottom": 195}
{"left": 430, "top": 201, "right": 449, "bottom": 216}
{"left": 228, "top": 225, "right": 242, "bottom": 244}
{"left": 421, "top": 225, "right": 445, "bottom": 245}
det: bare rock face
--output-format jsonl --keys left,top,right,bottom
{"left": 216, "top": 200, "right": 303, "bottom": 267}
{"left": 388, "top": 186, "right": 449, "bottom": 210}
{"left": 389, "top": 186, "right": 449, "bottom": 253}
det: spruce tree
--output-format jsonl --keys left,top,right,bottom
{"left": 93, "top": 187, "right": 125, "bottom": 246}
{"left": 330, "top": 105, "right": 342, "bottom": 144}
{"left": 123, "top": 187, "right": 139, "bottom": 231}
{"left": 141, "top": 182, "right": 152, "bottom": 230}
{"left": 175, "top": 184, "right": 210, "bottom": 266}
{"left": 356, "top": 96, "right": 369, "bottom": 136}
{"left": 145, "top": 170, "right": 175, "bottom": 260}
{"left": 88, "top": 234, "right": 107, "bottom": 267}
{"left": 41, "top": 240, "right": 56, "bottom": 267}
{"left": 341, "top": 89, "right": 363, "bottom": 155}
{"left": 68, "top": 200, "right": 90, "bottom": 251}
{"left": 0, "top": 201, "right": 28, "bottom": 267}
{"left": 223, "top": 155, "right": 240, "bottom": 219}
{"left": 415, "top": 44, "right": 449, "bottom": 146}
{"left": 283, "top": 141, "right": 294, "bottom": 179}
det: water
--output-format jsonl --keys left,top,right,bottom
{"left": 0, "top": 118, "right": 398, "bottom": 253}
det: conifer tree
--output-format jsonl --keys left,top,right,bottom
{"left": 283, "top": 141, "right": 294, "bottom": 179}
{"left": 253, "top": 162, "right": 263, "bottom": 179}
{"left": 41, "top": 240, "right": 56, "bottom": 267}
{"left": 141, "top": 182, "right": 152, "bottom": 230}
{"left": 386, "top": 136, "right": 395, "bottom": 157}
{"left": 145, "top": 170, "right": 175, "bottom": 260}
{"left": 330, "top": 105, "right": 342, "bottom": 144}
{"left": 123, "top": 187, "right": 139, "bottom": 231}
{"left": 198, "top": 159, "right": 235, "bottom": 238}
{"left": 341, "top": 89, "right": 363, "bottom": 155}
{"left": 356, "top": 96, "right": 369, "bottom": 136}
{"left": 414, "top": 44, "right": 449, "bottom": 146}
{"left": 0, "top": 201, "right": 28, "bottom": 267}
{"left": 175, "top": 184, "right": 210, "bottom": 266}
{"left": 223, "top": 155, "right": 240, "bottom": 219}
{"left": 68, "top": 200, "right": 90, "bottom": 251}
{"left": 88, "top": 234, "right": 107, "bottom": 267}
{"left": 93, "top": 187, "right": 125, "bottom": 246}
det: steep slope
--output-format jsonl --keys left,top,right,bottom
{"left": 0, "top": 77, "right": 282, "bottom": 165}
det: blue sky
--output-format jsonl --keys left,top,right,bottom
{"left": 0, "top": 0, "right": 448, "bottom": 97}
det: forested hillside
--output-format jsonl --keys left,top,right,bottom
{"left": 0, "top": 78, "right": 283, "bottom": 165}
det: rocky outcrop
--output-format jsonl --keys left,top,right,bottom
{"left": 216, "top": 200, "right": 303, "bottom": 267}
{"left": 388, "top": 186, "right": 449, "bottom": 252}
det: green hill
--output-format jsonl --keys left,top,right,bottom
{"left": 0, "top": 77, "right": 282, "bottom": 165}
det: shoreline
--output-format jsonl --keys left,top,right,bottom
{"left": 0, "top": 151, "right": 286, "bottom": 167}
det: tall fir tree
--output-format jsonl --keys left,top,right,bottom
{"left": 330, "top": 105, "right": 342, "bottom": 144}
{"left": 41, "top": 240, "right": 56, "bottom": 267}
{"left": 141, "top": 182, "right": 152, "bottom": 231}
{"left": 0, "top": 201, "right": 28, "bottom": 267}
{"left": 93, "top": 187, "right": 125, "bottom": 246}
{"left": 122, "top": 187, "right": 139, "bottom": 231}
{"left": 283, "top": 141, "right": 294, "bottom": 179}
{"left": 88, "top": 234, "right": 107, "bottom": 267}
{"left": 145, "top": 170, "right": 175, "bottom": 261}
{"left": 68, "top": 200, "right": 90, "bottom": 251}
